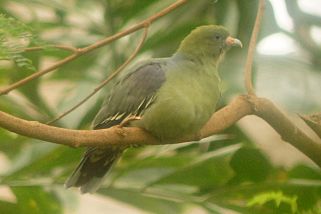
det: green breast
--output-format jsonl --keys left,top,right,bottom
{"left": 137, "top": 59, "right": 221, "bottom": 141}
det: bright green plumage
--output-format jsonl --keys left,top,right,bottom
{"left": 66, "top": 25, "right": 242, "bottom": 193}
{"left": 134, "top": 56, "right": 221, "bottom": 140}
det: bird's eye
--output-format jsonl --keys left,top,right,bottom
{"left": 215, "top": 35, "right": 221, "bottom": 40}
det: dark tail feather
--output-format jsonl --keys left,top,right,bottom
{"left": 65, "top": 147, "right": 124, "bottom": 193}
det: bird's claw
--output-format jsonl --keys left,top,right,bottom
{"left": 118, "top": 116, "right": 142, "bottom": 128}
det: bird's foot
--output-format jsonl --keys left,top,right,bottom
{"left": 118, "top": 116, "right": 142, "bottom": 128}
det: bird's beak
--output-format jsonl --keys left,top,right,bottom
{"left": 225, "top": 36, "right": 243, "bottom": 48}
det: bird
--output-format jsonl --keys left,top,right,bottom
{"left": 65, "top": 25, "right": 242, "bottom": 193}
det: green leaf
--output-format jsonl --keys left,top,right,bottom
{"left": 0, "top": 200, "right": 18, "bottom": 214}
{"left": 0, "top": 129, "right": 26, "bottom": 158}
{"left": 111, "top": 148, "right": 195, "bottom": 189}
{"left": 11, "top": 186, "right": 62, "bottom": 214}
{"left": 105, "top": 0, "right": 159, "bottom": 26}
{"left": 289, "top": 165, "right": 321, "bottom": 180}
{"left": 247, "top": 191, "right": 298, "bottom": 214}
{"left": 99, "top": 187, "right": 184, "bottom": 214}
{"left": 0, "top": 14, "right": 42, "bottom": 71}
{"left": 3, "top": 145, "right": 82, "bottom": 185}
{"left": 150, "top": 145, "right": 240, "bottom": 192}
{"left": 229, "top": 146, "right": 272, "bottom": 183}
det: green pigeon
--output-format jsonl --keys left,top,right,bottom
{"left": 65, "top": 25, "right": 242, "bottom": 193}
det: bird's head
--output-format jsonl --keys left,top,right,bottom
{"left": 176, "top": 25, "right": 242, "bottom": 62}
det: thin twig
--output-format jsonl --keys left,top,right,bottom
{"left": 47, "top": 26, "right": 149, "bottom": 124}
{"left": 244, "top": 0, "right": 265, "bottom": 95}
{"left": 0, "top": 0, "right": 187, "bottom": 96}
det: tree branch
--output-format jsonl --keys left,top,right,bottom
{"left": 0, "top": 0, "right": 187, "bottom": 95}
{"left": 0, "top": 96, "right": 251, "bottom": 148}
{"left": 299, "top": 113, "right": 321, "bottom": 139}
{"left": 1, "top": 95, "right": 321, "bottom": 167}
{"left": 250, "top": 96, "right": 321, "bottom": 167}
{"left": 244, "top": 0, "right": 265, "bottom": 95}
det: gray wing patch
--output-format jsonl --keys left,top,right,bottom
{"left": 93, "top": 62, "right": 166, "bottom": 129}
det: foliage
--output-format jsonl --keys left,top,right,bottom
{"left": 0, "top": 0, "right": 320, "bottom": 214}
{"left": 247, "top": 191, "right": 298, "bottom": 213}
{"left": 0, "top": 14, "right": 41, "bottom": 71}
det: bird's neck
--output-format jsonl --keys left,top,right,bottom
{"left": 173, "top": 51, "right": 220, "bottom": 69}
{"left": 175, "top": 45, "right": 223, "bottom": 66}
{"left": 171, "top": 53, "right": 221, "bottom": 81}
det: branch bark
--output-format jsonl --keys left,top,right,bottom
{"left": 244, "top": 0, "right": 265, "bottom": 95}
{"left": 299, "top": 113, "right": 321, "bottom": 139}
{"left": 250, "top": 96, "right": 321, "bottom": 167}
{"left": 0, "top": 96, "right": 251, "bottom": 148}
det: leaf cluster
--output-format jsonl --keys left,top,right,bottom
{"left": 0, "top": 14, "right": 43, "bottom": 71}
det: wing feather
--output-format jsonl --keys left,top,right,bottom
{"left": 93, "top": 61, "right": 166, "bottom": 129}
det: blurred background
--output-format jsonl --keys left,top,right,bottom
{"left": 0, "top": 0, "right": 320, "bottom": 213}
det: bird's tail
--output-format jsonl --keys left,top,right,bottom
{"left": 65, "top": 147, "right": 124, "bottom": 193}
